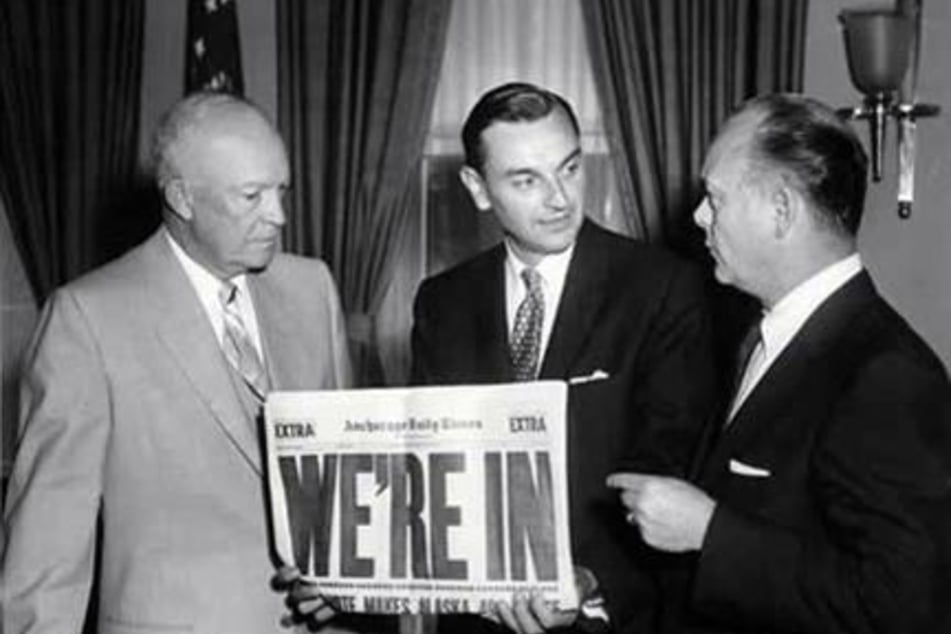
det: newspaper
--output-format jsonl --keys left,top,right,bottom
{"left": 264, "top": 381, "right": 577, "bottom": 616}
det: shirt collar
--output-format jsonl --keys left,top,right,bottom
{"left": 503, "top": 241, "right": 575, "bottom": 292}
{"left": 759, "top": 253, "right": 863, "bottom": 357}
{"left": 164, "top": 227, "right": 250, "bottom": 311}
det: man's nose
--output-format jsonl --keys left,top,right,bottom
{"left": 693, "top": 198, "right": 711, "bottom": 229}
{"left": 261, "top": 190, "right": 286, "bottom": 226}
{"left": 546, "top": 177, "right": 569, "bottom": 209}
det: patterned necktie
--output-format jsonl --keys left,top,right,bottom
{"left": 510, "top": 268, "right": 545, "bottom": 381}
{"left": 219, "top": 281, "right": 269, "bottom": 401}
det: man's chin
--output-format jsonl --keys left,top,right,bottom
{"left": 713, "top": 266, "right": 736, "bottom": 288}
{"left": 246, "top": 248, "right": 279, "bottom": 273}
{"left": 540, "top": 224, "right": 582, "bottom": 252}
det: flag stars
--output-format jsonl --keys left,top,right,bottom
{"left": 204, "top": 0, "right": 232, "bottom": 12}
{"left": 207, "top": 72, "right": 230, "bottom": 91}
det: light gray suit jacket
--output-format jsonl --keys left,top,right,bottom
{"left": 2, "top": 230, "right": 352, "bottom": 633}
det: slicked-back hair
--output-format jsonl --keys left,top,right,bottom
{"left": 150, "top": 91, "right": 270, "bottom": 188}
{"left": 461, "top": 82, "right": 581, "bottom": 173}
{"left": 738, "top": 93, "right": 869, "bottom": 236}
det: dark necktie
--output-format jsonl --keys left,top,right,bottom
{"left": 510, "top": 268, "right": 545, "bottom": 381}
{"left": 727, "top": 318, "right": 763, "bottom": 421}
{"left": 219, "top": 281, "right": 269, "bottom": 401}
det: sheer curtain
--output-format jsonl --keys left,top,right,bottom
{"left": 424, "top": 0, "right": 626, "bottom": 277}
{"left": 277, "top": 0, "right": 452, "bottom": 386}
{"left": 429, "top": 0, "right": 603, "bottom": 144}
{"left": 0, "top": 0, "right": 147, "bottom": 301}
{"left": 582, "top": 0, "right": 809, "bottom": 252}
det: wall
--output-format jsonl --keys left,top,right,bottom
{"left": 804, "top": 0, "right": 951, "bottom": 367}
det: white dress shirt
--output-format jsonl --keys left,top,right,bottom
{"left": 504, "top": 241, "right": 575, "bottom": 369}
{"left": 164, "top": 228, "right": 265, "bottom": 358}
{"left": 729, "top": 253, "right": 863, "bottom": 420}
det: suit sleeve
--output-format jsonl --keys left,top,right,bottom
{"left": 587, "top": 263, "right": 717, "bottom": 631}
{"left": 624, "top": 262, "right": 717, "bottom": 477}
{"left": 693, "top": 352, "right": 951, "bottom": 634}
{"left": 409, "top": 278, "right": 437, "bottom": 386}
{"left": 316, "top": 261, "right": 353, "bottom": 389}
{"left": 2, "top": 289, "right": 111, "bottom": 633}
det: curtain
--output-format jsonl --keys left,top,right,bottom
{"left": 277, "top": 0, "right": 452, "bottom": 386}
{"left": 0, "top": 0, "right": 147, "bottom": 302}
{"left": 581, "top": 0, "right": 808, "bottom": 252}
{"left": 429, "top": 0, "right": 603, "bottom": 143}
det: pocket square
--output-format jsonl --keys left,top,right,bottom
{"left": 568, "top": 369, "right": 610, "bottom": 385}
{"left": 729, "top": 459, "right": 771, "bottom": 478}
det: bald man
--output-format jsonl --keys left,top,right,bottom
{"left": 2, "top": 93, "right": 352, "bottom": 633}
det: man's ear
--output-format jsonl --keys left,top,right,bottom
{"left": 771, "top": 185, "right": 798, "bottom": 239}
{"left": 162, "top": 179, "right": 194, "bottom": 222}
{"left": 459, "top": 165, "right": 492, "bottom": 212}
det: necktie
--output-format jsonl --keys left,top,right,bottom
{"left": 219, "top": 281, "right": 269, "bottom": 401}
{"left": 727, "top": 319, "right": 763, "bottom": 422}
{"left": 510, "top": 268, "right": 545, "bottom": 381}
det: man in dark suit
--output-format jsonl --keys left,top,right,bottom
{"left": 410, "top": 82, "right": 716, "bottom": 633}
{"left": 2, "top": 93, "right": 352, "bottom": 633}
{"left": 609, "top": 93, "right": 951, "bottom": 634}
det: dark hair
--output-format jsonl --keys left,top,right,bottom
{"left": 461, "top": 82, "right": 580, "bottom": 172}
{"left": 739, "top": 93, "right": 869, "bottom": 235}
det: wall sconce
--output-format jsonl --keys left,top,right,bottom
{"left": 838, "top": 1, "right": 939, "bottom": 218}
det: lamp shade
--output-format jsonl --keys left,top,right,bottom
{"left": 840, "top": 10, "right": 913, "bottom": 95}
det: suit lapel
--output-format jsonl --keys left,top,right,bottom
{"left": 475, "top": 246, "right": 514, "bottom": 380}
{"left": 706, "top": 273, "right": 878, "bottom": 467}
{"left": 144, "top": 232, "right": 263, "bottom": 473}
{"left": 248, "top": 271, "right": 298, "bottom": 391}
{"left": 540, "top": 221, "right": 606, "bottom": 378}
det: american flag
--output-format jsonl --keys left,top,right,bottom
{"left": 185, "top": 0, "right": 244, "bottom": 95}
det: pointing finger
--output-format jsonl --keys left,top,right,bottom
{"left": 606, "top": 472, "right": 651, "bottom": 490}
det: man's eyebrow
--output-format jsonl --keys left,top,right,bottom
{"left": 558, "top": 148, "right": 582, "bottom": 170}
{"left": 499, "top": 147, "right": 582, "bottom": 179}
{"left": 501, "top": 167, "right": 541, "bottom": 179}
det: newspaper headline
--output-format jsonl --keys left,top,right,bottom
{"left": 264, "top": 381, "right": 577, "bottom": 615}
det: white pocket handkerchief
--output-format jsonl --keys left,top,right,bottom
{"left": 729, "top": 459, "right": 771, "bottom": 478}
{"left": 568, "top": 369, "right": 610, "bottom": 385}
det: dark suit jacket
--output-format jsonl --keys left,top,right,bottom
{"left": 411, "top": 220, "right": 717, "bottom": 632}
{"left": 681, "top": 272, "right": 951, "bottom": 634}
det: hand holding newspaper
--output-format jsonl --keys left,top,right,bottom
{"left": 264, "top": 381, "right": 577, "bottom": 617}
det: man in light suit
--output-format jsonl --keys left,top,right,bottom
{"left": 2, "top": 93, "right": 352, "bottom": 633}
{"left": 410, "top": 83, "right": 717, "bottom": 633}
{"left": 610, "top": 94, "right": 951, "bottom": 634}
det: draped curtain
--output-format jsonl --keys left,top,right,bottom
{"left": 0, "top": 0, "right": 146, "bottom": 301}
{"left": 581, "top": 0, "right": 808, "bottom": 253}
{"left": 277, "top": 0, "right": 452, "bottom": 386}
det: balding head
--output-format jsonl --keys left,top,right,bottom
{"left": 151, "top": 93, "right": 273, "bottom": 188}
{"left": 694, "top": 94, "right": 867, "bottom": 306}
{"left": 153, "top": 93, "right": 290, "bottom": 279}
{"left": 722, "top": 94, "right": 869, "bottom": 237}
